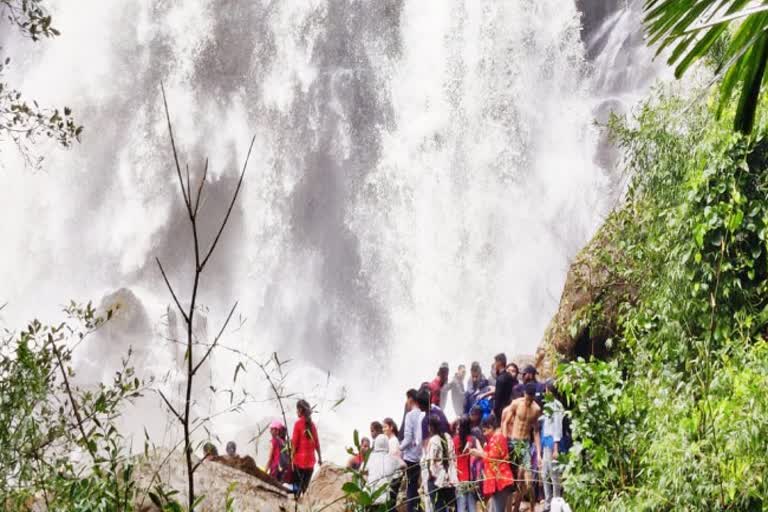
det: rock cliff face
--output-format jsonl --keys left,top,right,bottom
{"left": 133, "top": 453, "right": 348, "bottom": 512}
{"left": 535, "top": 223, "right": 635, "bottom": 376}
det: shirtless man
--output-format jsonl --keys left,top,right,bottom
{"left": 501, "top": 382, "right": 542, "bottom": 512}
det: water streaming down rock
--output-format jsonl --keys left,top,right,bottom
{"left": 0, "top": 0, "right": 663, "bottom": 460}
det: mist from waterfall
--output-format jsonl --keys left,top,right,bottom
{"left": 0, "top": 0, "right": 663, "bottom": 460}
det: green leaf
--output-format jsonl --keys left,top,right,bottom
{"left": 342, "top": 482, "right": 362, "bottom": 494}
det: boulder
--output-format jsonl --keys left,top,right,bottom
{"left": 302, "top": 464, "right": 349, "bottom": 512}
{"left": 133, "top": 452, "right": 291, "bottom": 512}
{"left": 535, "top": 221, "right": 635, "bottom": 377}
{"left": 133, "top": 451, "right": 348, "bottom": 512}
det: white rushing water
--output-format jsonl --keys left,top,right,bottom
{"left": 0, "top": 0, "right": 663, "bottom": 461}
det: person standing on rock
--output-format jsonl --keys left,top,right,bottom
{"left": 367, "top": 435, "right": 401, "bottom": 506}
{"left": 429, "top": 363, "right": 450, "bottom": 407}
{"left": 464, "top": 362, "right": 490, "bottom": 414}
{"left": 441, "top": 364, "right": 467, "bottom": 418}
{"left": 507, "top": 363, "right": 521, "bottom": 399}
{"left": 453, "top": 415, "right": 480, "bottom": 512}
{"left": 468, "top": 415, "right": 515, "bottom": 512}
{"left": 371, "top": 421, "right": 384, "bottom": 441}
{"left": 399, "top": 388, "right": 419, "bottom": 442}
{"left": 419, "top": 388, "right": 450, "bottom": 447}
{"left": 501, "top": 383, "right": 542, "bottom": 512}
{"left": 514, "top": 365, "right": 545, "bottom": 407}
{"left": 492, "top": 353, "right": 515, "bottom": 421}
{"left": 400, "top": 389, "right": 426, "bottom": 512}
{"left": 292, "top": 399, "right": 322, "bottom": 497}
{"left": 383, "top": 417, "right": 406, "bottom": 504}
{"left": 267, "top": 420, "right": 289, "bottom": 481}
{"left": 425, "top": 415, "right": 458, "bottom": 512}
{"left": 540, "top": 382, "right": 565, "bottom": 512}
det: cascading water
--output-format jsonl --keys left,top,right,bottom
{"left": 0, "top": 0, "right": 663, "bottom": 460}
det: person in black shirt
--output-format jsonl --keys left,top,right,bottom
{"left": 492, "top": 353, "right": 514, "bottom": 421}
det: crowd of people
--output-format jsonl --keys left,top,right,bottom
{"left": 342, "top": 353, "right": 570, "bottom": 512}
{"left": 201, "top": 354, "right": 569, "bottom": 512}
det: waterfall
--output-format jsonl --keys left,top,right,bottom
{"left": 0, "top": 0, "right": 663, "bottom": 459}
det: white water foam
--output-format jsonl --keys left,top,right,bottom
{"left": 0, "top": 0, "right": 663, "bottom": 462}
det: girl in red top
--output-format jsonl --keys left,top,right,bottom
{"left": 469, "top": 416, "right": 514, "bottom": 512}
{"left": 453, "top": 416, "right": 480, "bottom": 512}
{"left": 292, "top": 399, "right": 322, "bottom": 496}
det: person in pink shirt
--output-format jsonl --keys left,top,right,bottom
{"left": 428, "top": 363, "right": 450, "bottom": 406}
{"left": 267, "top": 420, "right": 288, "bottom": 481}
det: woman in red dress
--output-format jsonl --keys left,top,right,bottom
{"left": 291, "top": 399, "right": 323, "bottom": 496}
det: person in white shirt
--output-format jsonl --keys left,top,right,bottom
{"left": 541, "top": 382, "right": 565, "bottom": 511}
{"left": 383, "top": 417, "right": 406, "bottom": 504}
{"left": 425, "top": 415, "right": 458, "bottom": 512}
{"left": 400, "top": 390, "right": 425, "bottom": 512}
{"left": 367, "top": 435, "right": 400, "bottom": 505}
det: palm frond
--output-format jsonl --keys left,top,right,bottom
{"left": 644, "top": 0, "right": 768, "bottom": 134}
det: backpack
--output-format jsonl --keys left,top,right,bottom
{"left": 278, "top": 440, "right": 291, "bottom": 472}
{"left": 476, "top": 397, "right": 493, "bottom": 421}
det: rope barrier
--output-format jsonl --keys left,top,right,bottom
{"left": 358, "top": 452, "right": 564, "bottom": 512}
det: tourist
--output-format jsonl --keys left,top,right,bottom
{"left": 429, "top": 363, "right": 450, "bottom": 407}
{"left": 514, "top": 365, "right": 545, "bottom": 405}
{"left": 383, "top": 417, "right": 405, "bottom": 504}
{"left": 225, "top": 441, "right": 237, "bottom": 460}
{"left": 507, "top": 362, "right": 520, "bottom": 383}
{"left": 540, "top": 383, "right": 564, "bottom": 511}
{"left": 418, "top": 388, "right": 450, "bottom": 446}
{"left": 467, "top": 361, "right": 489, "bottom": 393}
{"left": 202, "top": 442, "right": 219, "bottom": 461}
{"left": 453, "top": 415, "right": 479, "bottom": 512}
{"left": 347, "top": 437, "right": 371, "bottom": 470}
{"left": 492, "top": 353, "right": 515, "bottom": 421}
{"left": 468, "top": 405, "right": 485, "bottom": 444}
{"left": 292, "top": 399, "right": 322, "bottom": 496}
{"left": 501, "top": 383, "right": 542, "bottom": 512}
{"left": 267, "top": 420, "right": 288, "bottom": 481}
{"left": 425, "top": 415, "right": 458, "bottom": 512}
{"left": 464, "top": 362, "right": 492, "bottom": 414}
{"left": 507, "top": 362, "right": 521, "bottom": 400}
{"left": 367, "top": 435, "right": 400, "bottom": 505}
{"left": 399, "top": 389, "right": 418, "bottom": 442}
{"left": 468, "top": 416, "right": 514, "bottom": 512}
{"left": 400, "top": 388, "right": 426, "bottom": 512}
{"left": 371, "top": 420, "right": 384, "bottom": 441}
{"left": 441, "top": 364, "right": 467, "bottom": 418}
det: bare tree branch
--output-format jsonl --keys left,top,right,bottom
{"left": 156, "top": 90, "right": 255, "bottom": 510}
{"left": 160, "top": 83, "right": 190, "bottom": 212}
{"left": 199, "top": 135, "right": 256, "bottom": 270}
{"left": 155, "top": 258, "right": 189, "bottom": 324}
{"left": 193, "top": 158, "right": 209, "bottom": 217}
{"left": 192, "top": 301, "right": 238, "bottom": 376}
{"left": 157, "top": 390, "right": 183, "bottom": 423}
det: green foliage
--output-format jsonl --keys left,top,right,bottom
{"left": 557, "top": 87, "right": 768, "bottom": 510}
{"left": 0, "top": 0, "right": 82, "bottom": 166}
{"left": 1, "top": 0, "right": 60, "bottom": 40}
{"left": 644, "top": 1, "right": 768, "bottom": 133}
{"left": 0, "top": 302, "right": 145, "bottom": 511}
